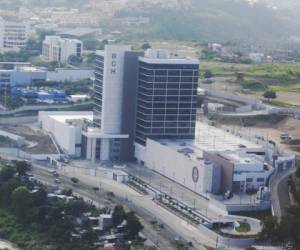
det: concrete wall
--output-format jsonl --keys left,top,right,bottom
{"left": 0, "top": 116, "right": 37, "bottom": 125}
{"left": 236, "top": 105, "right": 253, "bottom": 113}
{"left": 0, "top": 147, "right": 60, "bottom": 161}
{"left": 209, "top": 197, "right": 271, "bottom": 213}
{"left": 11, "top": 70, "right": 47, "bottom": 86}
{"left": 198, "top": 223, "right": 256, "bottom": 248}
{"left": 0, "top": 102, "right": 91, "bottom": 115}
{"left": 269, "top": 107, "right": 300, "bottom": 116}
{"left": 39, "top": 111, "right": 93, "bottom": 156}
{"left": 135, "top": 139, "right": 206, "bottom": 195}
{"left": 203, "top": 151, "right": 234, "bottom": 193}
{"left": 206, "top": 90, "right": 265, "bottom": 110}
{"left": 47, "top": 68, "right": 93, "bottom": 82}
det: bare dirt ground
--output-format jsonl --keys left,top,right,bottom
{"left": 276, "top": 92, "right": 300, "bottom": 105}
{"left": 216, "top": 116, "right": 300, "bottom": 156}
{"left": 0, "top": 125, "right": 58, "bottom": 154}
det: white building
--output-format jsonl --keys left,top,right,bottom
{"left": 0, "top": 17, "right": 30, "bottom": 53}
{"left": 135, "top": 122, "right": 294, "bottom": 195}
{"left": 39, "top": 111, "right": 93, "bottom": 157}
{"left": 207, "top": 151, "right": 271, "bottom": 192}
{"left": 135, "top": 137, "right": 222, "bottom": 195}
{"left": 249, "top": 53, "right": 265, "bottom": 63}
{"left": 42, "top": 36, "right": 82, "bottom": 63}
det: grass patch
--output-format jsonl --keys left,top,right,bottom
{"left": 241, "top": 80, "right": 268, "bottom": 91}
{"left": 242, "top": 63, "right": 300, "bottom": 80}
{"left": 235, "top": 221, "right": 251, "bottom": 233}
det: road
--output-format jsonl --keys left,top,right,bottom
{"left": 270, "top": 167, "right": 296, "bottom": 219}
{"left": 30, "top": 166, "right": 178, "bottom": 250}
{"left": 30, "top": 164, "right": 209, "bottom": 250}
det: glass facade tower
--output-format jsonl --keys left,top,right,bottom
{"left": 135, "top": 57, "right": 199, "bottom": 146}
{"left": 93, "top": 53, "right": 104, "bottom": 127}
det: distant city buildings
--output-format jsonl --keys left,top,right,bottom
{"left": 0, "top": 17, "right": 30, "bottom": 53}
{"left": 42, "top": 36, "right": 83, "bottom": 63}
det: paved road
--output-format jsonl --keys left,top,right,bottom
{"left": 270, "top": 167, "right": 296, "bottom": 219}
{"left": 30, "top": 166, "right": 177, "bottom": 250}
{"left": 277, "top": 174, "right": 290, "bottom": 217}
{"left": 0, "top": 154, "right": 252, "bottom": 249}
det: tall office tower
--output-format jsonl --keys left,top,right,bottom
{"left": 83, "top": 45, "right": 143, "bottom": 162}
{"left": 135, "top": 50, "right": 199, "bottom": 146}
{"left": 94, "top": 45, "right": 131, "bottom": 132}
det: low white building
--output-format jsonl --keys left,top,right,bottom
{"left": 249, "top": 53, "right": 265, "bottom": 63}
{"left": 206, "top": 151, "right": 272, "bottom": 192}
{"left": 42, "top": 36, "right": 83, "bottom": 63}
{"left": 0, "top": 17, "right": 30, "bottom": 53}
{"left": 135, "top": 139, "right": 221, "bottom": 195}
{"left": 135, "top": 122, "right": 294, "bottom": 196}
{"left": 99, "top": 214, "right": 112, "bottom": 230}
{"left": 39, "top": 111, "right": 93, "bottom": 157}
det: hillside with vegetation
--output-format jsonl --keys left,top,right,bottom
{"left": 115, "top": 0, "right": 300, "bottom": 48}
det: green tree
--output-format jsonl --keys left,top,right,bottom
{"left": 0, "top": 166, "right": 15, "bottom": 182}
{"left": 13, "top": 160, "right": 31, "bottom": 176}
{"left": 259, "top": 216, "right": 280, "bottom": 243}
{"left": 141, "top": 42, "right": 151, "bottom": 50}
{"left": 31, "top": 188, "right": 47, "bottom": 207}
{"left": 204, "top": 70, "right": 213, "bottom": 79}
{"left": 125, "top": 212, "right": 144, "bottom": 240}
{"left": 112, "top": 205, "right": 126, "bottom": 227}
{"left": 279, "top": 205, "right": 300, "bottom": 248}
{"left": 68, "top": 55, "right": 83, "bottom": 66}
{"left": 11, "top": 186, "right": 32, "bottom": 221}
{"left": 236, "top": 72, "right": 245, "bottom": 82}
{"left": 0, "top": 178, "right": 22, "bottom": 206}
{"left": 263, "top": 90, "right": 277, "bottom": 101}
{"left": 61, "top": 188, "right": 73, "bottom": 196}
{"left": 70, "top": 177, "right": 79, "bottom": 185}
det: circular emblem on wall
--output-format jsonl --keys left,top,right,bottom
{"left": 192, "top": 166, "right": 199, "bottom": 183}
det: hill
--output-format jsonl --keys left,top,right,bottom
{"left": 116, "top": 0, "right": 300, "bottom": 47}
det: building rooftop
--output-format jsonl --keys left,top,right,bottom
{"left": 139, "top": 56, "right": 199, "bottom": 65}
{"left": 156, "top": 122, "right": 263, "bottom": 161}
{"left": 218, "top": 151, "right": 264, "bottom": 165}
{"left": 49, "top": 113, "right": 93, "bottom": 125}
{"left": 0, "top": 66, "right": 45, "bottom": 73}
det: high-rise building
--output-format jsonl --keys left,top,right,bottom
{"left": 135, "top": 51, "right": 199, "bottom": 146}
{"left": 42, "top": 36, "right": 82, "bottom": 63}
{"left": 83, "top": 46, "right": 199, "bottom": 163}
{"left": 0, "top": 17, "right": 30, "bottom": 53}
{"left": 82, "top": 45, "right": 143, "bottom": 162}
